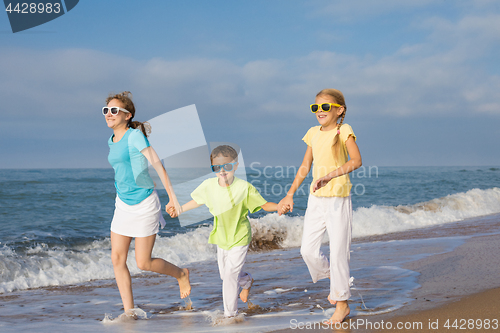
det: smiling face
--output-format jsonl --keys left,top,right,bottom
{"left": 212, "top": 154, "right": 238, "bottom": 187}
{"left": 104, "top": 98, "right": 132, "bottom": 130}
{"left": 314, "top": 95, "right": 344, "bottom": 131}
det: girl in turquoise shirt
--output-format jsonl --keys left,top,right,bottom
{"left": 104, "top": 91, "right": 191, "bottom": 317}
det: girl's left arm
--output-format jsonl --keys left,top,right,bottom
{"left": 140, "top": 146, "right": 181, "bottom": 212}
{"left": 312, "top": 136, "right": 362, "bottom": 192}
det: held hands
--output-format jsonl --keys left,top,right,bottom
{"left": 279, "top": 204, "right": 291, "bottom": 215}
{"left": 166, "top": 201, "right": 182, "bottom": 218}
{"left": 278, "top": 196, "right": 294, "bottom": 216}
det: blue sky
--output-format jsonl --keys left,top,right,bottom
{"left": 1, "top": 0, "right": 499, "bottom": 168}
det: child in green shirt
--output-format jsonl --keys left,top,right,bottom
{"left": 168, "top": 145, "right": 286, "bottom": 317}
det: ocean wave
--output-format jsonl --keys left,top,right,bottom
{"left": 0, "top": 242, "right": 114, "bottom": 294}
{"left": 249, "top": 187, "right": 500, "bottom": 248}
{"left": 1, "top": 187, "right": 499, "bottom": 293}
{"left": 353, "top": 187, "right": 500, "bottom": 238}
{"left": 0, "top": 227, "right": 217, "bottom": 294}
{"left": 249, "top": 214, "right": 304, "bottom": 250}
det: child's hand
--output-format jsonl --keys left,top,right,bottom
{"left": 280, "top": 204, "right": 291, "bottom": 215}
{"left": 169, "top": 207, "right": 178, "bottom": 218}
{"left": 165, "top": 202, "right": 173, "bottom": 213}
{"left": 312, "top": 175, "right": 332, "bottom": 192}
{"left": 278, "top": 196, "right": 294, "bottom": 215}
{"left": 166, "top": 202, "right": 179, "bottom": 218}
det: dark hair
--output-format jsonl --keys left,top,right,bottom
{"left": 106, "top": 91, "right": 151, "bottom": 137}
{"left": 316, "top": 89, "right": 347, "bottom": 159}
{"left": 210, "top": 145, "right": 238, "bottom": 164}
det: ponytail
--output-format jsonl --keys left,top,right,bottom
{"left": 331, "top": 108, "right": 346, "bottom": 161}
{"left": 129, "top": 120, "right": 151, "bottom": 137}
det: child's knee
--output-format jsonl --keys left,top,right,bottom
{"left": 300, "top": 244, "right": 315, "bottom": 260}
{"left": 329, "top": 244, "right": 349, "bottom": 260}
{"left": 223, "top": 268, "right": 242, "bottom": 281}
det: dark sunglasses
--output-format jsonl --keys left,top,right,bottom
{"left": 310, "top": 103, "right": 341, "bottom": 113}
{"left": 211, "top": 162, "right": 237, "bottom": 173}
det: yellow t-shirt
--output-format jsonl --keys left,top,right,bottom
{"left": 302, "top": 124, "right": 356, "bottom": 197}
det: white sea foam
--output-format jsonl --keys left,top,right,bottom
{"left": 263, "top": 287, "right": 297, "bottom": 295}
{"left": 0, "top": 187, "right": 499, "bottom": 293}
{"left": 352, "top": 187, "right": 500, "bottom": 238}
{"left": 102, "top": 307, "right": 150, "bottom": 323}
{"left": 0, "top": 241, "right": 114, "bottom": 293}
{"left": 0, "top": 228, "right": 217, "bottom": 293}
{"left": 203, "top": 310, "right": 245, "bottom": 326}
{"left": 251, "top": 187, "right": 500, "bottom": 248}
{"left": 152, "top": 226, "right": 216, "bottom": 263}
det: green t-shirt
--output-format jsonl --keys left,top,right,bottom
{"left": 191, "top": 177, "right": 267, "bottom": 250}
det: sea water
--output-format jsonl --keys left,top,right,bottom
{"left": 1, "top": 166, "right": 500, "bottom": 331}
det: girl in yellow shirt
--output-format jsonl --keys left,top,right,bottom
{"left": 278, "top": 88, "right": 362, "bottom": 324}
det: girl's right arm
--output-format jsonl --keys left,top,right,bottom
{"left": 278, "top": 146, "right": 313, "bottom": 215}
{"left": 168, "top": 199, "right": 202, "bottom": 218}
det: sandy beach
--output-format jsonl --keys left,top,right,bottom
{"left": 274, "top": 213, "right": 500, "bottom": 332}
{"left": 372, "top": 232, "right": 500, "bottom": 332}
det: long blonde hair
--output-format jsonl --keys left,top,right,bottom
{"left": 316, "top": 88, "right": 347, "bottom": 161}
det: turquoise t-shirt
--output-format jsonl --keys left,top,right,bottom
{"left": 108, "top": 128, "right": 154, "bottom": 205}
{"left": 191, "top": 177, "right": 267, "bottom": 250}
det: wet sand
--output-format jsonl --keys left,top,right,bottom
{"left": 378, "top": 287, "right": 500, "bottom": 332}
{"left": 273, "top": 214, "right": 500, "bottom": 332}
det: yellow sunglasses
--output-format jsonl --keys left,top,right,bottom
{"left": 310, "top": 103, "right": 341, "bottom": 113}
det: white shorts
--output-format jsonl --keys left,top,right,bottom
{"left": 110, "top": 190, "right": 166, "bottom": 238}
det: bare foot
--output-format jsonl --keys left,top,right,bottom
{"left": 177, "top": 268, "right": 191, "bottom": 298}
{"left": 118, "top": 309, "right": 138, "bottom": 320}
{"left": 327, "top": 294, "right": 337, "bottom": 305}
{"left": 327, "top": 301, "right": 350, "bottom": 324}
{"left": 239, "top": 278, "right": 254, "bottom": 303}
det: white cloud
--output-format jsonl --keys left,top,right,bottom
{"left": 307, "top": 0, "right": 434, "bottom": 21}
{"left": 1, "top": 9, "right": 499, "bottom": 130}
{"left": 421, "top": 14, "right": 500, "bottom": 60}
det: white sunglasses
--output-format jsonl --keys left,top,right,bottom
{"left": 102, "top": 106, "right": 131, "bottom": 116}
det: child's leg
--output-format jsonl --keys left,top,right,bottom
{"left": 238, "top": 270, "right": 253, "bottom": 303}
{"left": 325, "top": 196, "right": 352, "bottom": 301}
{"left": 300, "top": 195, "right": 330, "bottom": 282}
{"left": 217, "top": 245, "right": 249, "bottom": 317}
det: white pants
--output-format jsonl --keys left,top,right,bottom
{"left": 217, "top": 245, "right": 253, "bottom": 317}
{"left": 300, "top": 194, "right": 352, "bottom": 301}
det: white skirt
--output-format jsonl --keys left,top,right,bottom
{"left": 110, "top": 190, "right": 166, "bottom": 238}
